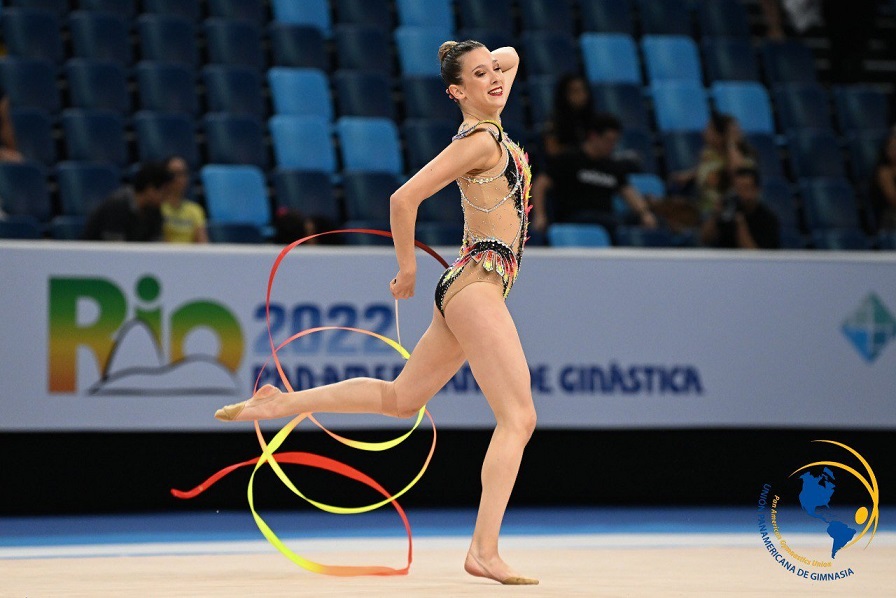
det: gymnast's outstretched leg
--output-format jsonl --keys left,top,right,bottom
{"left": 443, "top": 283, "right": 539, "bottom": 585}
{"left": 215, "top": 305, "right": 465, "bottom": 421}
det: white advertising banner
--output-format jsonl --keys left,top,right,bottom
{"left": 1, "top": 241, "right": 894, "bottom": 431}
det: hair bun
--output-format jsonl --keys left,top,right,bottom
{"left": 438, "top": 40, "right": 458, "bottom": 63}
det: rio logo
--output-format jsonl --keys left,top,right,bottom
{"left": 48, "top": 275, "right": 243, "bottom": 395}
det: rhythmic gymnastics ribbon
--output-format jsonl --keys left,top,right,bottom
{"left": 172, "top": 229, "right": 450, "bottom": 576}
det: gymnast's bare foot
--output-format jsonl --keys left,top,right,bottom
{"left": 464, "top": 550, "right": 538, "bottom": 585}
{"left": 214, "top": 384, "right": 282, "bottom": 421}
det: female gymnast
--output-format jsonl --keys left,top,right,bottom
{"left": 216, "top": 40, "right": 538, "bottom": 586}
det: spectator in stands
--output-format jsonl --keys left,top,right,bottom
{"left": 670, "top": 112, "right": 755, "bottom": 218}
{"left": 161, "top": 156, "right": 208, "bottom": 243}
{"left": 531, "top": 113, "right": 657, "bottom": 237}
{"left": 273, "top": 207, "right": 340, "bottom": 246}
{"left": 871, "top": 129, "right": 896, "bottom": 232}
{"left": 542, "top": 75, "right": 597, "bottom": 157}
{"left": 701, "top": 167, "right": 780, "bottom": 249}
{"left": 82, "top": 162, "right": 173, "bottom": 242}
{"left": 0, "top": 86, "right": 24, "bottom": 163}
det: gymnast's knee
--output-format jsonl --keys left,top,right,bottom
{"left": 379, "top": 381, "right": 426, "bottom": 418}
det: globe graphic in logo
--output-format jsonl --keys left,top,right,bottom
{"left": 791, "top": 441, "right": 879, "bottom": 559}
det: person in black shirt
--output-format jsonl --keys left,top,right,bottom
{"left": 701, "top": 167, "right": 780, "bottom": 249}
{"left": 82, "top": 162, "right": 173, "bottom": 241}
{"left": 531, "top": 113, "right": 656, "bottom": 237}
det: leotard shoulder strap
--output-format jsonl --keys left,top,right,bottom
{"left": 452, "top": 119, "right": 504, "bottom": 143}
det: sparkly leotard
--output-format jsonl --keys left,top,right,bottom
{"left": 434, "top": 120, "right": 532, "bottom": 315}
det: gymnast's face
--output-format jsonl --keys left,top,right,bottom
{"left": 450, "top": 46, "right": 507, "bottom": 114}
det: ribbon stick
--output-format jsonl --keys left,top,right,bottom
{"left": 172, "top": 229, "right": 450, "bottom": 576}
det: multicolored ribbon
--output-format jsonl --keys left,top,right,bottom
{"left": 171, "top": 229, "right": 450, "bottom": 576}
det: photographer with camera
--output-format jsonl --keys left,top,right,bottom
{"left": 701, "top": 167, "right": 780, "bottom": 249}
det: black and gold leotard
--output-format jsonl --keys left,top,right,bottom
{"left": 434, "top": 120, "right": 532, "bottom": 315}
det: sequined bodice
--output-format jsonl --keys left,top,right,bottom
{"left": 452, "top": 121, "right": 531, "bottom": 263}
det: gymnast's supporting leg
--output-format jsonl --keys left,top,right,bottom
{"left": 215, "top": 305, "right": 465, "bottom": 421}
{"left": 443, "top": 283, "right": 539, "bottom": 585}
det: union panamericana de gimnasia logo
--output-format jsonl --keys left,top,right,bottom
{"left": 757, "top": 440, "right": 879, "bottom": 582}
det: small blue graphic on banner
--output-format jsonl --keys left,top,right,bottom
{"left": 841, "top": 293, "right": 896, "bottom": 363}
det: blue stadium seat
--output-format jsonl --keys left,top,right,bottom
{"left": 335, "top": 0, "right": 392, "bottom": 30}
{"left": 268, "top": 115, "right": 337, "bottom": 173}
{"left": 778, "top": 226, "right": 805, "bottom": 249}
{"left": 136, "top": 61, "right": 199, "bottom": 115}
{"left": 641, "top": 35, "right": 703, "bottom": 84}
{"left": 1, "top": 8, "right": 63, "bottom": 63}
{"left": 799, "top": 177, "right": 860, "bottom": 230}
{"left": 333, "top": 70, "right": 396, "bottom": 119}
{"left": 811, "top": 229, "right": 870, "bottom": 251}
{"left": 787, "top": 130, "right": 845, "bottom": 179}
{"left": 651, "top": 82, "right": 710, "bottom": 132}
{"left": 456, "top": 29, "right": 514, "bottom": 54}
{"left": 744, "top": 132, "right": 784, "bottom": 180}
{"left": 760, "top": 178, "right": 798, "bottom": 229}
{"left": 69, "top": 11, "right": 132, "bottom": 67}
{"left": 615, "top": 225, "right": 676, "bottom": 247}
{"left": 580, "top": 33, "right": 641, "bottom": 84}
{"left": 334, "top": 24, "right": 391, "bottom": 74}
{"left": 137, "top": 14, "right": 199, "bottom": 68}
{"left": 203, "top": 114, "right": 269, "bottom": 169}
{"left": 336, "top": 117, "right": 404, "bottom": 174}
{"left": 697, "top": 0, "right": 750, "bottom": 38}
{"left": 617, "top": 128, "right": 658, "bottom": 174}
{"left": 4, "top": 0, "right": 68, "bottom": 19}
{"left": 548, "top": 223, "right": 612, "bottom": 247}
{"left": 878, "top": 231, "right": 896, "bottom": 250}
{"left": 773, "top": 83, "right": 832, "bottom": 131}
{"left": 581, "top": 0, "right": 634, "bottom": 35}
{"left": 418, "top": 186, "right": 464, "bottom": 224}
{"left": 134, "top": 111, "right": 200, "bottom": 167}
{"left": 635, "top": 0, "right": 693, "bottom": 36}
{"left": 271, "top": 23, "right": 328, "bottom": 69}
{"left": 10, "top": 108, "right": 56, "bottom": 165}
{"left": 56, "top": 161, "right": 121, "bottom": 217}
{"left": 61, "top": 109, "right": 129, "bottom": 166}
{"left": 522, "top": 31, "right": 578, "bottom": 77}
{"left": 527, "top": 75, "right": 557, "bottom": 127}
{"left": 404, "top": 118, "right": 456, "bottom": 171}
{"left": 628, "top": 173, "right": 665, "bottom": 199}
{"left": 416, "top": 222, "right": 465, "bottom": 246}
{"left": 207, "top": 222, "right": 265, "bottom": 243}
{"left": 711, "top": 81, "right": 775, "bottom": 135}
{"left": 848, "top": 129, "right": 888, "bottom": 186}
{"left": 0, "top": 58, "right": 61, "bottom": 112}
{"left": 761, "top": 40, "right": 817, "bottom": 85}
{"left": 204, "top": 18, "right": 265, "bottom": 70}
{"left": 396, "top": 0, "right": 455, "bottom": 30}
{"left": 395, "top": 27, "right": 455, "bottom": 77}
{"left": 65, "top": 59, "right": 131, "bottom": 114}
{"left": 200, "top": 165, "right": 271, "bottom": 228}
{"left": 342, "top": 220, "right": 394, "bottom": 245}
{"left": 272, "top": 169, "right": 340, "bottom": 222}
{"left": 272, "top": 0, "right": 332, "bottom": 35}
{"left": 0, "top": 161, "right": 52, "bottom": 221}
{"left": 702, "top": 37, "right": 760, "bottom": 82}
{"left": 49, "top": 215, "right": 88, "bottom": 240}
{"left": 209, "top": 0, "right": 266, "bottom": 26}
{"left": 342, "top": 172, "right": 398, "bottom": 220}
{"left": 402, "top": 76, "right": 460, "bottom": 120}
{"left": 80, "top": 0, "right": 137, "bottom": 19}
{"left": 833, "top": 86, "right": 890, "bottom": 132}
{"left": 592, "top": 82, "right": 649, "bottom": 131}
{"left": 203, "top": 65, "right": 266, "bottom": 117}
{"left": 0, "top": 216, "right": 42, "bottom": 239}
{"left": 661, "top": 131, "right": 704, "bottom": 173}
{"left": 519, "top": 0, "right": 574, "bottom": 35}
{"left": 267, "top": 67, "right": 333, "bottom": 120}
{"left": 143, "top": 0, "right": 201, "bottom": 22}
{"left": 457, "top": 0, "right": 514, "bottom": 35}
